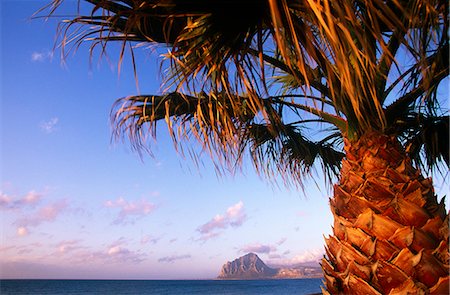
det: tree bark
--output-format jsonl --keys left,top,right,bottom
{"left": 322, "top": 132, "right": 449, "bottom": 294}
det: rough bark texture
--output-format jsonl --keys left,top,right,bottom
{"left": 322, "top": 132, "right": 449, "bottom": 294}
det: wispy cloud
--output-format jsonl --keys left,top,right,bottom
{"left": 105, "top": 197, "right": 156, "bottom": 225}
{"left": 0, "top": 190, "right": 43, "bottom": 210}
{"left": 291, "top": 248, "right": 324, "bottom": 264}
{"left": 15, "top": 199, "right": 68, "bottom": 235}
{"left": 55, "top": 240, "right": 84, "bottom": 254}
{"left": 40, "top": 117, "right": 59, "bottom": 134}
{"left": 52, "top": 239, "right": 147, "bottom": 265}
{"left": 106, "top": 246, "right": 145, "bottom": 263}
{"left": 266, "top": 248, "right": 325, "bottom": 266}
{"left": 31, "top": 50, "right": 53, "bottom": 62}
{"left": 102, "top": 238, "right": 146, "bottom": 263}
{"left": 158, "top": 254, "right": 191, "bottom": 263}
{"left": 239, "top": 243, "right": 277, "bottom": 254}
{"left": 197, "top": 201, "right": 247, "bottom": 241}
{"left": 140, "top": 235, "right": 161, "bottom": 245}
{"left": 277, "top": 238, "right": 287, "bottom": 246}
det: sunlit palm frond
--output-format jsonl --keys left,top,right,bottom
{"left": 269, "top": 0, "right": 447, "bottom": 135}
{"left": 43, "top": 0, "right": 448, "bottom": 178}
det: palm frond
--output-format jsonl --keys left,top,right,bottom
{"left": 112, "top": 90, "right": 344, "bottom": 184}
{"left": 243, "top": 123, "right": 344, "bottom": 186}
{"left": 42, "top": 0, "right": 448, "bottom": 180}
{"left": 390, "top": 113, "right": 449, "bottom": 172}
{"left": 268, "top": 0, "right": 447, "bottom": 136}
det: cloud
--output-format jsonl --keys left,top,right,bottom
{"left": 0, "top": 192, "right": 12, "bottom": 209}
{"left": 197, "top": 201, "right": 247, "bottom": 241}
{"left": 15, "top": 199, "right": 68, "bottom": 234}
{"left": 17, "top": 227, "right": 29, "bottom": 236}
{"left": 106, "top": 246, "right": 143, "bottom": 262}
{"left": 70, "top": 247, "right": 146, "bottom": 265}
{"left": 0, "top": 190, "right": 43, "bottom": 210}
{"left": 31, "top": 50, "right": 53, "bottom": 62}
{"left": 40, "top": 118, "right": 59, "bottom": 134}
{"left": 101, "top": 238, "right": 147, "bottom": 263}
{"left": 140, "top": 235, "right": 161, "bottom": 245}
{"left": 266, "top": 248, "right": 325, "bottom": 267}
{"left": 56, "top": 240, "right": 84, "bottom": 254}
{"left": 105, "top": 197, "right": 156, "bottom": 224}
{"left": 240, "top": 243, "right": 277, "bottom": 254}
{"left": 158, "top": 254, "right": 191, "bottom": 263}
{"left": 58, "top": 238, "right": 146, "bottom": 265}
{"left": 290, "top": 248, "right": 324, "bottom": 264}
{"left": 277, "top": 238, "right": 287, "bottom": 246}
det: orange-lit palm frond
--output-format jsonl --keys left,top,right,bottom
{"left": 42, "top": 0, "right": 448, "bottom": 176}
{"left": 269, "top": 0, "right": 447, "bottom": 135}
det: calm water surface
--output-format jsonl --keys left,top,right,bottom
{"left": 1, "top": 279, "right": 323, "bottom": 295}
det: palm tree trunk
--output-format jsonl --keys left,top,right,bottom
{"left": 322, "top": 132, "right": 449, "bottom": 294}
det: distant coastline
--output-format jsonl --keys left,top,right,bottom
{"left": 217, "top": 253, "right": 323, "bottom": 280}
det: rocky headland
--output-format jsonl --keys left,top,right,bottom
{"left": 217, "top": 253, "right": 323, "bottom": 280}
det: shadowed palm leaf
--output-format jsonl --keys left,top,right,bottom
{"left": 113, "top": 92, "right": 344, "bottom": 185}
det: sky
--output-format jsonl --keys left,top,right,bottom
{"left": 0, "top": 1, "right": 448, "bottom": 280}
{"left": 0, "top": 0, "right": 335, "bottom": 280}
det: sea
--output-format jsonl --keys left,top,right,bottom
{"left": 0, "top": 279, "right": 323, "bottom": 294}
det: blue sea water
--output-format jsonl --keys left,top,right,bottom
{"left": 0, "top": 279, "right": 323, "bottom": 295}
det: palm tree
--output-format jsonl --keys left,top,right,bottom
{"left": 42, "top": 0, "right": 448, "bottom": 293}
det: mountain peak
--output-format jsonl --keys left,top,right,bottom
{"left": 217, "top": 253, "right": 323, "bottom": 280}
{"left": 217, "top": 253, "right": 277, "bottom": 279}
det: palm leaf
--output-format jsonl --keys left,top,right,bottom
{"left": 243, "top": 123, "right": 344, "bottom": 186}
{"left": 389, "top": 113, "right": 449, "bottom": 172}
{"left": 42, "top": 0, "right": 448, "bottom": 177}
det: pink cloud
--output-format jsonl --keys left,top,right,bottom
{"left": 140, "top": 235, "right": 161, "bottom": 245}
{"left": 197, "top": 201, "right": 247, "bottom": 240}
{"left": 15, "top": 199, "right": 68, "bottom": 234}
{"left": 0, "top": 190, "right": 43, "bottom": 210}
{"left": 55, "top": 240, "right": 84, "bottom": 254}
{"left": 291, "top": 248, "right": 324, "bottom": 264}
{"left": 22, "top": 191, "right": 42, "bottom": 204}
{"left": 54, "top": 238, "right": 147, "bottom": 265}
{"left": 105, "top": 197, "right": 156, "bottom": 224}
{"left": 266, "top": 248, "right": 325, "bottom": 266}
{"left": 0, "top": 192, "right": 12, "bottom": 208}
{"left": 102, "top": 239, "right": 146, "bottom": 263}
{"left": 240, "top": 243, "right": 277, "bottom": 254}
{"left": 17, "top": 227, "right": 29, "bottom": 236}
{"left": 158, "top": 254, "right": 191, "bottom": 263}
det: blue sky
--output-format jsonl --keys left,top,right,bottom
{"left": 1, "top": 1, "right": 448, "bottom": 280}
{"left": 0, "top": 1, "right": 334, "bottom": 279}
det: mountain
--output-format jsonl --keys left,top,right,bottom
{"left": 217, "top": 253, "right": 278, "bottom": 279}
{"left": 217, "top": 253, "right": 323, "bottom": 280}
